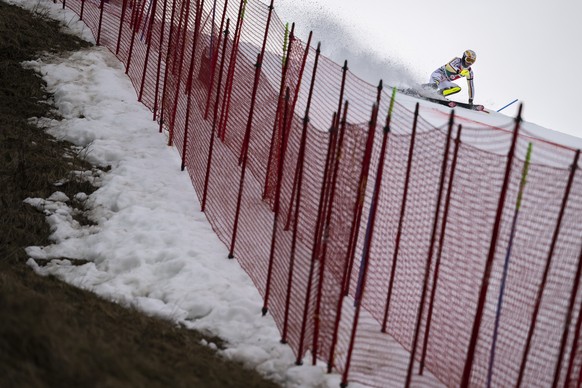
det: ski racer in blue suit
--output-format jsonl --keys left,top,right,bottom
{"left": 427, "top": 49, "right": 476, "bottom": 106}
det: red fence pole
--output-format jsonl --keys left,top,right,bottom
{"left": 116, "top": 0, "right": 129, "bottom": 55}
{"left": 405, "top": 110, "right": 455, "bottom": 387}
{"left": 186, "top": 0, "right": 204, "bottom": 93}
{"left": 461, "top": 104, "right": 523, "bottom": 388}
{"left": 282, "top": 31, "right": 313, "bottom": 231}
{"left": 381, "top": 102, "right": 419, "bottom": 333}
{"left": 262, "top": 87, "right": 291, "bottom": 316}
{"left": 203, "top": 0, "right": 230, "bottom": 119}
{"left": 340, "top": 103, "right": 384, "bottom": 388}
{"left": 314, "top": 106, "right": 348, "bottom": 366}
{"left": 168, "top": 0, "right": 193, "bottom": 146}
{"left": 238, "top": 0, "right": 275, "bottom": 163}
{"left": 169, "top": 0, "right": 187, "bottom": 76}
{"left": 553, "top": 170, "right": 582, "bottom": 388}
{"left": 515, "top": 144, "right": 580, "bottom": 387}
{"left": 282, "top": 30, "right": 312, "bottom": 148}
{"left": 228, "top": 52, "right": 264, "bottom": 259}
{"left": 334, "top": 60, "right": 348, "bottom": 127}
{"left": 158, "top": 0, "right": 180, "bottom": 133}
{"left": 96, "top": 0, "right": 106, "bottom": 46}
{"left": 134, "top": 0, "right": 149, "bottom": 37}
{"left": 200, "top": 19, "right": 231, "bottom": 208}
{"left": 327, "top": 101, "right": 350, "bottom": 372}
{"left": 153, "top": 0, "right": 169, "bottom": 120}
{"left": 180, "top": 3, "right": 211, "bottom": 172}
{"left": 217, "top": 0, "right": 246, "bottom": 140}
{"left": 342, "top": 80, "right": 383, "bottom": 296}
{"left": 129, "top": 0, "right": 139, "bottom": 30}
{"left": 297, "top": 111, "right": 337, "bottom": 365}
{"left": 280, "top": 43, "right": 321, "bottom": 346}
{"left": 565, "top": 293, "right": 582, "bottom": 387}
{"left": 375, "top": 79, "right": 383, "bottom": 105}
{"left": 312, "top": 114, "right": 340, "bottom": 365}
{"left": 138, "top": 0, "right": 159, "bottom": 102}
{"left": 124, "top": 0, "right": 142, "bottom": 73}
{"left": 263, "top": 23, "right": 295, "bottom": 199}
{"left": 419, "top": 123, "right": 463, "bottom": 374}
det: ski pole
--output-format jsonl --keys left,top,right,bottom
{"left": 497, "top": 99, "right": 518, "bottom": 113}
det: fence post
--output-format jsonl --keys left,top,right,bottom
{"left": 419, "top": 123, "right": 463, "bottom": 374}
{"left": 217, "top": 0, "right": 247, "bottom": 140}
{"left": 263, "top": 23, "right": 296, "bottom": 199}
{"left": 124, "top": 0, "right": 142, "bottom": 73}
{"left": 341, "top": 102, "right": 385, "bottom": 388}
{"left": 134, "top": 0, "right": 149, "bottom": 33}
{"left": 186, "top": 0, "right": 205, "bottom": 93}
{"left": 487, "top": 142, "right": 534, "bottom": 388}
{"left": 203, "top": 0, "right": 230, "bottom": 119}
{"left": 515, "top": 146, "right": 580, "bottom": 387}
{"left": 138, "top": 0, "right": 159, "bottom": 102}
{"left": 228, "top": 53, "right": 264, "bottom": 259}
{"left": 153, "top": 0, "right": 169, "bottom": 121}
{"left": 461, "top": 104, "right": 523, "bottom": 388}
{"left": 158, "top": 0, "right": 180, "bottom": 133}
{"left": 282, "top": 30, "right": 312, "bottom": 151}
{"left": 565, "top": 291, "right": 582, "bottom": 386}
{"left": 168, "top": 0, "right": 193, "bottom": 146}
{"left": 282, "top": 31, "right": 314, "bottom": 231}
{"left": 333, "top": 60, "right": 348, "bottom": 127}
{"left": 237, "top": 0, "right": 275, "bottom": 163}
{"left": 314, "top": 103, "right": 350, "bottom": 366}
{"left": 343, "top": 80, "right": 384, "bottom": 296}
{"left": 297, "top": 111, "right": 337, "bottom": 365}
{"left": 96, "top": 0, "right": 106, "bottom": 46}
{"left": 312, "top": 114, "right": 341, "bottom": 365}
{"left": 116, "top": 0, "right": 129, "bottom": 55}
{"left": 375, "top": 79, "right": 383, "bottom": 105}
{"left": 181, "top": 5, "right": 216, "bottom": 172}
{"left": 80, "top": 0, "right": 85, "bottom": 19}
{"left": 326, "top": 101, "right": 350, "bottom": 372}
{"left": 198, "top": 19, "right": 231, "bottom": 204}
{"left": 169, "top": 0, "right": 188, "bottom": 75}
{"left": 279, "top": 43, "right": 321, "bottom": 347}
{"left": 405, "top": 109, "right": 455, "bottom": 387}
{"left": 263, "top": 87, "right": 291, "bottom": 316}
{"left": 380, "top": 102, "right": 419, "bottom": 333}
{"left": 553, "top": 177, "right": 581, "bottom": 388}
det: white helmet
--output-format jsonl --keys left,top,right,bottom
{"left": 462, "top": 49, "right": 476, "bottom": 66}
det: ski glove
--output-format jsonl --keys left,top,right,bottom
{"left": 460, "top": 69, "right": 470, "bottom": 77}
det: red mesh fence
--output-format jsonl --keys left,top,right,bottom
{"left": 56, "top": 1, "right": 582, "bottom": 387}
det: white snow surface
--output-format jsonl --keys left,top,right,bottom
{"left": 9, "top": 1, "right": 582, "bottom": 387}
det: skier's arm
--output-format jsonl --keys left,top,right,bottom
{"left": 466, "top": 68, "right": 475, "bottom": 102}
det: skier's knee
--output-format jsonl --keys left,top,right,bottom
{"left": 442, "top": 86, "right": 461, "bottom": 96}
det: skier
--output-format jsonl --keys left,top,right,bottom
{"left": 426, "top": 49, "right": 476, "bottom": 106}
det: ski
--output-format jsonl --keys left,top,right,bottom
{"left": 451, "top": 100, "right": 486, "bottom": 112}
{"left": 398, "top": 87, "right": 486, "bottom": 112}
